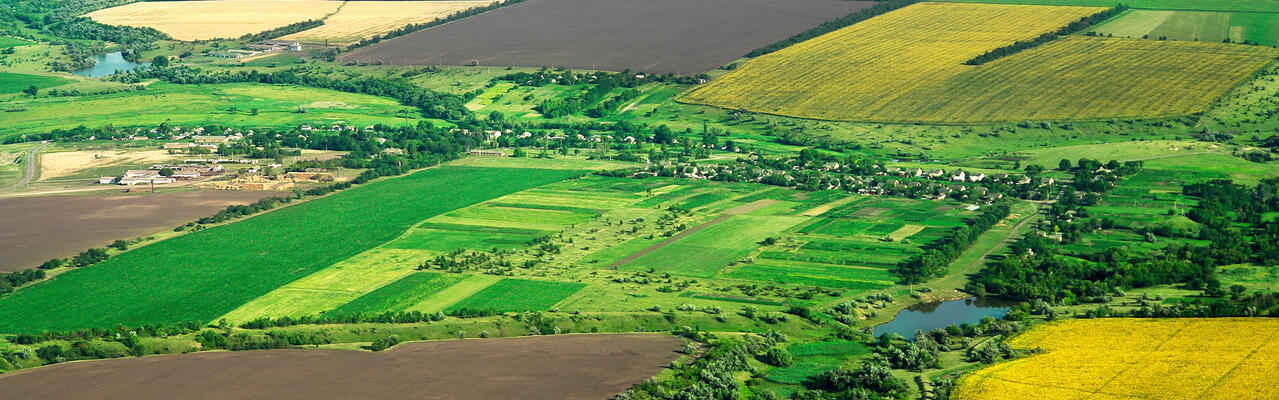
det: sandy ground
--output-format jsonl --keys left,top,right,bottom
{"left": 0, "top": 190, "right": 283, "bottom": 271}
{"left": 0, "top": 334, "right": 684, "bottom": 400}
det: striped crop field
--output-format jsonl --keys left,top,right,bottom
{"left": 86, "top": 0, "right": 342, "bottom": 41}
{"left": 953, "top": 319, "right": 1279, "bottom": 400}
{"left": 281, "top": 1, "right": 497, "bottom": 45}
{"left": 678, "top": 2, "right": 1279, "bottom": 123}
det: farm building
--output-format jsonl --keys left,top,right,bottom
{"left": 467, "top": 149, "right": 506, "bottom": 157}
{"left": 193, "top": 135, "right": 232, "bottom": 144}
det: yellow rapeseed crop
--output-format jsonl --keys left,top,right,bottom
{"left": 678, "top": 3, "right": 1279, "bottom": 123}
{"left": 952, "top": 318, "right": 1279, "bottom": 400}
{"left": 281, "top": 1, "right": 497, "bottom": 45}
{"left": 85, "top": 0, "right": 343, "bottom": 41}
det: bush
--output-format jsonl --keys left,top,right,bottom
{"left": 369, "top": 335, "right": 402, "bottom": 351}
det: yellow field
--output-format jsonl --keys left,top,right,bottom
{"left": 953, "top": 319, "right": 1279, "bottom": 400}
{"left": 85, "top": 0, "right": 343, "bottom": 41}
{"left": 281, "top": 1, "right": 497, "bottom": 45}
{"left": 678, "top": 3, "right": 1279, "bottom": 123}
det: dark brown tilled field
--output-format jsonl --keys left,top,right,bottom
{"left": 340, "top": 0, "right": 875, "bottom": 74}
{"left": 0, "top": 334, "right": 684, "bottom": 400}
{"left": 0, "top": 191, "right": 283, "bottom": 272}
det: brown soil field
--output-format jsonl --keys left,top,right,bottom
{"left": 0, "top": 191, "right": 281, "bottom": 272}
{"left": 340, "top": 0, "right": 876, "bottom": 74}
{"left": 0, "top": 334, "right": 683, "bottom": 400}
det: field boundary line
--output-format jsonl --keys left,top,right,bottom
{"left": 1191, "top": 324, "right": 1279, "bottom": 399}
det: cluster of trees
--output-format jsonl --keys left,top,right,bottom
{"left": 239, "top": 310, "right": 447, "bottom": 329}
{"left": 197, "top": 329, "right": 331, "bottom": 351}
{"left": 0, "top": 269, "right": 45, "bottom": 294}
{"left": 746, "top": 0, "right": 919, "bottom": 57}
{"left": 368, "top": 335, "right": 401, "bottom": 351}
{"left": 893, "top": 203, "right": 1012, "bottom": 284}
{"left": 194, "top": 196, "right": 293, "bottom": 225}
{"left": 617, "top": 338, "right": 753, "bottom": 400}
{"left": 968, "top": 178, "right": 1279, "bottom": 307}
{"left": 964, "top": 5, "right": 1128, "bottom": 65}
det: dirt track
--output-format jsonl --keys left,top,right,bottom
{"left": 341, "top": 0, "right": 875, "bottom": 74}
{"left": 0, "top": 191, "right": 282, "bottom": 272}
{"left": 0, "top": 334, "right": 683, "bottom": 400}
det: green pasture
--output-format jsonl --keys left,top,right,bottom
{"left": 0, "top": 72, "right": 69, "bottom": 94}
{"left": 446, "top": 278, "right": 587, "bottom": 312}
{"left": 0, "top": 37, "right": 32, "bottom": 49}
{"left": 1093, "top": 9, "right": 1279, "bottom": 46}
{"left": 0, "top": 82, "right": 422, "bottom": 136}
{"left": 329, "top": 272, "right": 468, "bottom": 316}
{"left": 724, "top": 260, "right": 895, "bottom": 290}
{"left": 218, "top": 248, "right": 437, "bottom": 322}
{"left": 0, "top": 166, "right": 578, "bottom": 333}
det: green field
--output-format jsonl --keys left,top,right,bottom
{"left": 0, "top": 166, "right": 578, "bottom": 333}
{"left": 445, "top": 278, "right": 587, "bottom": 312}
{"left": 0, "top": 72, "right": 69, "bottom": 94}
{"left": 329, "top": 272, "right": 468, "bottom": 316}
{"left": 1093, "top": 9, "right": 1279, "bottom": 46}
{"left": 0, "top": 82, "right": 428, "bottom": 137}
{"left": 0, "top": 37, "right": 31, "bottom": 49}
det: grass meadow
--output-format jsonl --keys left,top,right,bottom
{"left": 0, "top": 82, "right": 420, "bottom": 137}
{"left": 0, "top": 72, "right": 69, "bottom": 94}
{"left": 445, "top": 278, "right": 587, "bottom": 312}
{"left": 0, "top": 166, "right": 578, "bottom": 333}
{"left": 329, "top": 272, "right": 468, "bottom": 316}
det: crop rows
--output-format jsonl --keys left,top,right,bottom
{"left": 680, "top": 2, "right": 1277, "bottom": 123}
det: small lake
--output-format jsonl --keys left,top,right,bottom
{"left": 72, "top": 52, "right": 149, "bottom": 78}
{"left": 874, "top": 297, "right": 1017, "bottom": 339}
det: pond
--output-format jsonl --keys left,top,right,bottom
{"left": 72, "top": 52, "right": 149, "bottom": 78}
{"left": 873, "top": 297, "right": 1017, "bottom": 339}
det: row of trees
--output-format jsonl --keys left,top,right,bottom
{"left": 893, "top": 203, "right": 1012, "bottom": 284}
{"left": 964, "top": 5, "right": 1128, "bottom": 65}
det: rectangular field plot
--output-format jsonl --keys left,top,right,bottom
{"left": 1094, "top": 9, "right": 1279, "bottom": 46}
{"left": 725, "top": 260, "right": 894, "bottom": 290}
{"left": 329, "top": 272, "right": 468, "bottom": 316}
{"left": 218, "top": 248, "right": 436, "bottom": 322}
{"left": 680, "top": 2, "right": 1279, "bottom": 123}
{"left": 446, "top": 279, "right": 586, "bottom": 312}
{"left": 617, "top": 215, "right": 808, "bottom": 277}
{"left": 727, "top": 197, "right": 975, "bottom": 288}
{"left": 340, "top": 0, "right": 877, "bottom": 74}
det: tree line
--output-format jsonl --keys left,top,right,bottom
{"left": 893, "top": 203, "right": 1012, "bottom": 284}
{"left": 963, "top": 5, "right": 1128, "bottom": 65}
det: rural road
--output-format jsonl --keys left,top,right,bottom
{"left": 11, "top": 143, "right": 47, "bottom": 189}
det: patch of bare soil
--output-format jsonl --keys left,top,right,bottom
{"left": 0, "top": 334, "right": 684, "bottom": 400}
{"left": 0, "top": 190, "right": 283, "bottom": 272}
